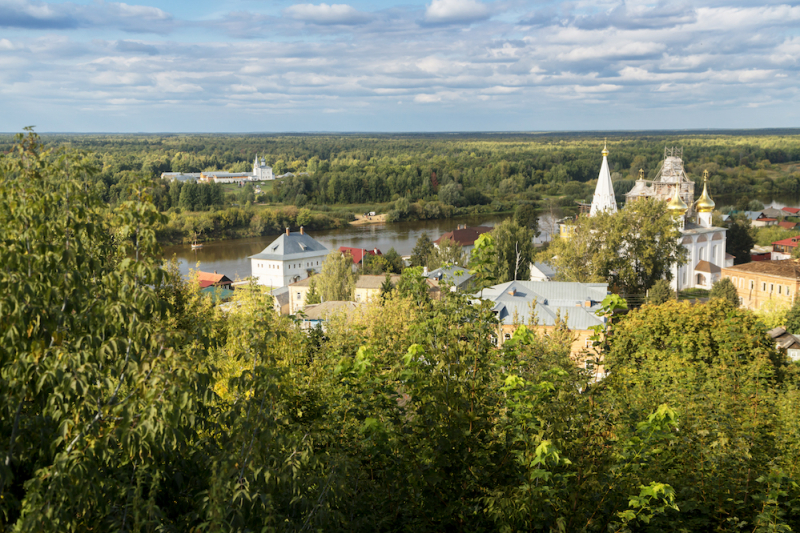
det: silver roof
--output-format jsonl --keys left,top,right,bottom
{"left": 249, "top": 232, "right": 329, "bottom": 261}
{"left": 477, "top": 280, "right": 608, "bottom": 330}
{"left": 424, "top": 265, "right": 474, "bottom": 287}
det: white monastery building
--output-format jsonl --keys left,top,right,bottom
{"left": 587, "top": 146, "right": 732, "bottom": 291}
{"left": 161, "top": 154, "right": 274, "bottom": 183}
{"left": 249, "top": 228, "right": 329, "bottom": 288}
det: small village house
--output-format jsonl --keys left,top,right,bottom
{"left": 434, "top": 225, "right": 493, "bottom": 256}
{"left": 353, "top": 274, "right": 402, "bottom": 303}
{"left": 771, "top": 235, "right": 800, "bottom": 260}
{"left": 339, "top": 246, "right": 382, "bottom": 271}
{"left": 423, "top": 265, "right": 475, "bottom": 292}
{"left": 298, "top": 301, "right": 364, "bottom": 330}
{"left": 721, "top": 259, "right": 800, "bottom": 310}
{"left": 477, "top": 280, "right": 609, "bottom": 375}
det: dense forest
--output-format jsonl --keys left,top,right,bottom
{"left": 5, "top": 130, "right": 800, "bottom": 531}
{"left": 2, "top": 130, "right": 798, "bottom": 243}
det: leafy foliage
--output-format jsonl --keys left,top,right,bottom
{"left": 709, "top": 277, "right": 740, "bottom": 306}
{"left": 647, "top": 279, "right": 674, "bottom": 305}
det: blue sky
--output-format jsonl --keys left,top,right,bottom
{"left": 1, "top": 0, "right": 799, "bottom": 132}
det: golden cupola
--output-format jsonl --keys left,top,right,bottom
{"left": 667, "top": 184, "right": 688, "bottom": 217}
{"left": 695, "top": 170, "right": 715, "bottom": 213}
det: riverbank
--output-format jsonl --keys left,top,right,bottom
{"left": 351, "top": 213, "right": 388, "bottom": 225}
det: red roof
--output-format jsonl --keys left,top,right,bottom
{"left": 434, "top": 226, "right": 493, "bottom": 247}
{"left": 339, "top": 246, "right": 382, "bottom": 264}
{"left": 772, "top": 236, "right": 800, "bottom": 248}
{"left": 782, "top": 207, "right": 800, "bottom": 214}
{"left": 760, "top": 218, "right": 778, "bottom": 222}
{"left": 779, "top": 221, "right": 798, "bottom": 230}
{"left": 197, "top": 271, "right": 232, "bottom": 285}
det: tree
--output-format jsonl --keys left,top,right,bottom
{"left": 785, "top": 300, "right": 800, "bottom": 334}
{"left": 438, "top": 182, "right": 463, "bottom": 206}
{"left": 317, "top": 251, "right": 359, "bottom": 301}
{"left": 647, "top": 279, "right": 674, "bottom": 305}
{"left": 709, "top": 277, "right": 739, "bottom": 307}
{"left": 380, "top": 273, "right": 394, "bottom": 302}
{"left": 544, "top": 198, "right": 688, "bottom": 295}
{"left": 492, "top": 219, "right": 536, "bottom": 282}
{"left": 306, "top": 277, "right": 321, "bottom": 304}
{"left": 428, "top": 237, "right": 466, "bottom": 269}
{"left": 382, "top": 247, "right": 404, "bottom": 273}
{"left": 410, "top": 234, "right": 434, "bottom": 267}
{"left": 514, "top": 203, "right": 540, "bottom": 235}
{"left": 469, "top": 233, "right": 497, "bottom": 295}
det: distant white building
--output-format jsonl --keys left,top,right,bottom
{"left": 249, "top": 228, "right": 329, "bottom": 288}
{"left": 589, "top": 143, "right": 617, "bottom": 216}
{"left": 252, "top": 154, "right": 274, "bottom": 181}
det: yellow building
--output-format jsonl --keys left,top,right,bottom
{"left": 721, "top": 259, "right": 800, "bottom": 310}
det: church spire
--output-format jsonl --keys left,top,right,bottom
{"left": 590, "top": 141, "right": 617, "bottom": 217}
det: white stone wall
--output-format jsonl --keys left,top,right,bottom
{"left": 252, "top": 253, "right": 326, "bottom": 288}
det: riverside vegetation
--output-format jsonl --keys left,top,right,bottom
{"left": 4, "top": 131, "right": 800, "bottom": 531}
{"left": 3, "top": 130, "right": 798, "bottom": 244}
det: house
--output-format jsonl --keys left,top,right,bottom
{"left": 782, "top": 207, "right": 800, "bottom": 216}
{"left": 771, "top": 235, "right": 800, "bottom": 260}
{"left": 434, "top": 225, "right": 493, "bottom": 256}
{"left": 477, "top": 280, "right": 609, "bottom": 363}
{"left": 249, "top": 227, "right": 329, "bottom": 288}
{"left": 779, "top": 221, "right": 799, "bottom": 230}
{"left": 423, "top": 265, "right": 474, "bottom": 292}
{"left": 530, "top": 262, "right": 558, "bottom": 282}
{"left": 161, "top": 172, "right": 201, "bottom": 182}
{"left": 762, "top": 207, "right": 786, "bottom": 219}
{"left": 200, "top": 171, "right": 253, "bottom": 184}
{"left": 721, "top": 259, "right": 800, "bottom": 310}
{"left": 299, "top": 301, "right": 364, "bottom": 330}
{"left": 197, "top": 271, "right": 233, "bottom": 290}
{"left": 768, "top": 327, "right": 800, "bottom": 361}
{"left": 354, "top": 274, "right": 402, "bottom": 303}
{"left": 751, "top": 245, "right": 773, "bottom": 262}
{"left": 339, "top": 246, "right": 382, "bottom": 269}
{"left": 743, "top": 211, "right": 777, "bottom": 227}
{"left": 200, "top": 286, "right": 235, "bottom": 302}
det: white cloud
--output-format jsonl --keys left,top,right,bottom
{"left": 284, "top": 3, "right": 370, "bottom": 25}
{"left": 424, "top": 0, "right": 490, "bottom": 24}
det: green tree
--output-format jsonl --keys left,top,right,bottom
{"left": 647, "top": 279, "right": 674, "bottom": 305}
{"left": 514, "top": 203, "right": 540, "bottom": 235}
{"left": 428, "top": 236, "right": 467, "bottom": 269}
{"left": 492, "top": 219, "right": 536, "bottom": 282}
{"left": 726, "top": 213, "right": 756, "bottom": 264}
{"left": 317, "top": 250, "right": 359, "bottom": 301}
{"left": 785, "top": 300, "right": 800, "bottom": 334}
{"left": 709, "top": 277, "right": 740, "bottom": 307}
{"left": 469, "top": 233, "right": 498, "bottom": 295}
{"left": 306, "top": 277, "right": 321, "bottom": 304}
{"left": 410, "top": 234, "right": 434, "bottom": 267}
{"left": 380, "top": 272, "right": 395, "bottom": 302}
{"left": 382, "top": 247, "right": 403, "bottom": 273}
{"left": 544, "top": 198, "right": 688, "bottom": 294}
{"left": 0, "top": 130, "right": 214, "bottom": 529}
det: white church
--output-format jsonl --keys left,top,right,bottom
{"left": 586, "top": 144, "right": 732, "bottom": 291}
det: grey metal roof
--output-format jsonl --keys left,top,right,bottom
{"left": 682, "top": 221, "right": 727, "bottom": 236}
{"left": 531, "top": 262, "right": 557, "bottom": 279}
{"left": 477, "top": 280, "right": 608, "bottom": 331}
{"left": 424, "top": 265, "right": 473, "bottom": 287}
{"left": 249, "top": 232, "right": 329, "bottom": 261}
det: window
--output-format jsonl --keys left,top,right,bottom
{"left": 712, "top": 245, "right": 717, "bottom": 262}
{"left": 788, "top": 287, "right": 792, "bottom": 297}
{"left": 763, "top": 282, "right": 767, "bottom": 291}
{"left": 770, "top": 283, "right": 774, "bottom": 293}
{"left": 779, "top": 286, "right": 782, "bottom": 295}
{"left": 750, "top": 280, "right": 755, "bottom": 290}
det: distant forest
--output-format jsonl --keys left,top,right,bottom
{"left": 3, "top": 130, "right": 799, "bottom": 242}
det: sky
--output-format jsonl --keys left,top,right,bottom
{"left": 0, "top": 0, "right": 799, "bottom": 132}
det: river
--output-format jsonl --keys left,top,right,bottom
{"left": 162, "top": 213, "right": 560, "bottom": 279}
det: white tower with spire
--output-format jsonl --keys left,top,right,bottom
{"left": 589, "top": 141, "right": 617, "bottom": 217}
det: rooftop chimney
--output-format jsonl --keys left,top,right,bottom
{"left": 286, "top": 227, "right": 290, "bottom": 236}
{"left": 300, "top": 226, "right": 304, "bottom": 235}
{"left": 507, "top": 288, "right": 516, "bottom": 296}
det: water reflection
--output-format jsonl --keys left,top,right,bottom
{"left": 162, "top": 213, "right": 557, "bottom": 279}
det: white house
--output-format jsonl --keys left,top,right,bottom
{"left": 249, "top": 228, "right": 329, "bottom": 288}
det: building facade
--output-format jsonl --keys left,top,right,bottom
{"left": 252, "top": 155, "right": 274, "bottom": 180}
{"left": 250, "top": 228, "right": 329, "bottom": 288}
{"left": 722, "top": 259, "right": 800, "bottom": 310}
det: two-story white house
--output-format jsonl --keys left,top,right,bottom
{"left": 249, "top": 228, "right": 329, "bottom": 288}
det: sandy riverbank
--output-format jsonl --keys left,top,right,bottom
{"left": 350, "top": 213, "right": 388, "bottom": 225}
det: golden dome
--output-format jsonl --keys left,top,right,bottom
{"left": 601, "top": 140, "right": 609, "bottom": 157}
{"left": 667, "top": 185, "right": 688, "bottom": 216}
{"left": 695, "top": 170, "right": 715, "bottom": 213}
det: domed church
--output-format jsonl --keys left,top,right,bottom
{"left": 589, "top": 146, "right": 733, "bottom": 291}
